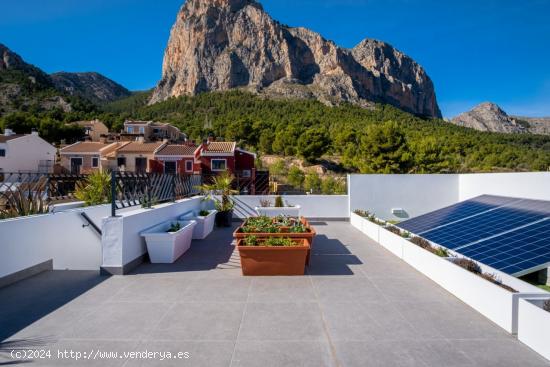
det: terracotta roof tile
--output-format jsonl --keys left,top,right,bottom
{"left": 156, "top": 144, "right": 197, "bottom": 156}
{"left": 117, "top": 141, "right": 165, "bottom": 154}
{"left": 60, "top": 142, "right": 112, "bottom": 154}
{"left": 204, "top": 142, "right": 236, "bottom": 153}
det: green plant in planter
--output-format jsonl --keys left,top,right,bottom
{"left": 197, "top": 172, "right": 238, "bottom": 227}
{"left": 167, "top": 222, "right": 182, "bottom": 233}
{"left": 0, "top": 181, "right": 49, "bottom": 219}
{"left": 141, "top": 196, "right": 158, "bottom": 209}
{"left": 246, "top": 216, "right": 272, "bottom": 227}
{"left": 290, "top": 224, "right": 307, "bottom": 233}
{"left": 244, "top": 235, "right": 258, "bottom": 246}
{"left": 274, "top": 196, "right": 284, "bottom": 208}
{"left": 199, "top": 210, "right": 210, "bottom": 217}
{"left": 264, "top": 237, "right": 296, "bottom": 247}
{"left": 75, "top": 171, "right": 111, "bottom": 206}
{"left": 433, "top": 247, "right": 449, "bottom": 257}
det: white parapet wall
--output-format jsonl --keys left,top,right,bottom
{"left": 348, "top": 174, "right": 459, "bottom": 221}
{"left": 459, "top": 172, "right": 550, "bottom": 202}
{"left": 518, "top": 298, "right": 550, "bottom": 361}
{"left": 0, "top": 204, "right": 112, "bottom": 282}
{"left": 101, "top": 196, "right": 204, "bottom": 274}
{"left": 348, "top": 172, "right": 550, "bottom": 221}
{"left": 230, "top": 195, "right": 349, "bottom": 219}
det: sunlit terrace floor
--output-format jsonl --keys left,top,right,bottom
{"left": 1, "top": 222, "right": 549, "bottom": 366}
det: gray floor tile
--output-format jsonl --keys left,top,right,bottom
{"left": 332, "top": 340, "right": 429, "bottom": 367}
{"left": 248, "top": 277, "right": 316, "bottom": 303}
{"left": 320, "top": 301, "right": 417, "bottom": 341}
{"left": 181, "top": 278, "right": 250, "bottom": 302}
{"left": 149, "top": 302, "right": 245, "bottom": 341}
{"left": 311, "top": 277, "right": 387, "bottom": 303}
{"left": 124, "top": 341, "right": 234, "bottom": 367}
{"left": 238, "top": 302, "right": 326, "bottom": 341}
{"left": 110, "top": 278, "right": 189, "bottom": 303}
{"left": 231, "top": 341, "right": 336, "bottom": 367}
{"left": 65, "top": 302, "right": 172, "bottom": 340}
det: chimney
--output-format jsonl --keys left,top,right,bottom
{"left": 31, "top": 128, "right": 39, "bottom": 136}
{"left": 4, "top": 128, "right": 14, "bottom": 136}
{"left": 137, "top": 136, "right": 145, "bottom": 143}
{"left": 99, "top": 136, "right": 107, "bottom": 144}
{"left": 201, "top": 139, "right": 208, "bottom": 151}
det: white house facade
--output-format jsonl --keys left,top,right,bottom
{"left": 0, "top": 129, "right": 57, "bottom": 174}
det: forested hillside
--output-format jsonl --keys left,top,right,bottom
{"left": 2, "top": 90, "right": 550, "bottom": 173}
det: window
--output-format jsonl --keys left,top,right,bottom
{"left": 211, "top": 159, "right": 227, "bottom": 171}
{"left": 139, "top": 127, "right": 145, "bottom": 134}
{"left": 185, "top": 160, "right": 193, "bottom": 173}
{"left": 127, "top": 127, "right": 134, "bottom": 133}
{"left": 164, "top": 161, "right": 176, "bottom": 174}
{"left": 0, "top": 149, "right": 5, "bottom": 157}
{"left": 241, "top": 170, "right": 251, "bottom": 178}
{"left": 91, "top": 156, "right": 99, "bottom": 168}
{"left": 117, "top": 157, "right": 126, "bottom": 168}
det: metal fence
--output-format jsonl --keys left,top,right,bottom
{"left": 111, "top": 172, "right": 202, "bottom": 215}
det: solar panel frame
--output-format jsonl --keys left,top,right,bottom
{"left": 397, "top": 195, "right": 519, "bottom": 234}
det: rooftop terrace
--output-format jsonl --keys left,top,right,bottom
{"left": 1, "top": 222, "right": 548, "bottom": 366}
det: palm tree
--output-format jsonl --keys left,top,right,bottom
{"left": 196, "top": 172, "right": 238, "bottom": 226}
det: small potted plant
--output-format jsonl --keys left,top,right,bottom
{"left": 140, "top": 220, "right": 197, "bottom": 263}
{"left": 237, "top": 236, "right": 309, "bottom": 276}
{"left": 255, "top": 196, "right": 301, "bottom": 217}
{"left": 197, "top": 172, "right": 238, "bottom": 227}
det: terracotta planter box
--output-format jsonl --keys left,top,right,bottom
{"left": 234, "top": 219, "right": 316, "bottom": 265}
{"left": 237, "top": 238, "right": 309, "bottom": 276}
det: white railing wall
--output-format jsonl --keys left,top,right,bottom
{"left": 229, "top": 195, "right": 349, "bottom": 219}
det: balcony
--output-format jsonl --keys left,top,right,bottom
{"left": 1, "top": 221, "right": 548, "bottom": 366}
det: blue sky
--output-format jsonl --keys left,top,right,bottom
{"left": 1, "top": 0, "right": 549, "bottom": 117}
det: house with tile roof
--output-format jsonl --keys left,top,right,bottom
{"left": 115, "top": 140, "right": 167, "bottom": 173}
{"left": 194, "top": 138, "right": 256, "bottom": 177}
{"left": 0, "top": 129, "right": 57, "bottom": 174}
{"left": 154, "top": 144, "right": 198, "bottom": 174}
{"left": 59, "top": 141, "right": 129, "bottom": 174}
{"left": 123, "top": 120, "right": 186, "bottom": 143}
{"left": 70, "top": 120, "right": 109, "bottom": 142}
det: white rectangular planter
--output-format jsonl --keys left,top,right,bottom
{"left": 518, "top": 298, "right": 550, "bottom": 361}
{"left": 141, "top": 220, "right": 196, "bottom": 263}
{"left": 378, "top": 226, "right": 405, "bottom": 258}
{"left": 350, "top": 213, "right": 379, "bottom": 242}
{"left": 255, "top": 206, "right": 301, "bottom": 218}
{"left": 180, "top": 210, "right": 218, "bottom": 240}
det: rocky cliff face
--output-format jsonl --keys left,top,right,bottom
{"left": 51, "top": 72, "right": 131, "bottom": 104}
{"left": 151, "top": 0, "right": 442, "bottom": 117}
{"left": 451, "top": 102, "right": 550, "bottom": 135}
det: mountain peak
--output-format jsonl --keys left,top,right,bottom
{"left": 151, "top": 0, "right": 441, "bottom": 117}
{"left": 451, "top": 102, "right": 524, "bottom": 134}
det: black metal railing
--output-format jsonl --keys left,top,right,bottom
{"left": 110, "top": 172, "right": 202, "bottom": 216}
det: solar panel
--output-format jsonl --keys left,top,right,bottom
{"left": 398, "top": 195, "right": 518, "bottom": 234}
{"left": 396, "top": 195, "right": 550, "bottom": 276}
{"left": 457, "top": 219, "right": 550, "bottom": 275}
{"left": 420, "top": 199, "right": 550, "bottom": 250}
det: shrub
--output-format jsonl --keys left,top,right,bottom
{"left": 353, "top": 209, "right": 370, "bottom": 218}
{"left": 544, "top": 300, "right": 550, "bottom": 312}
{"left": 199, "top": 210, "right": 210, "bottom": 217}
{"left": 167, "top": 222, "right": 181, "bottom": 233}
{"left": 481, "top": 273, "right": 518, "bottom": 293}
{"left": 454, "top": 258, "right": 482, "bottom": 274}
{"left": 274, "top": 196, "right": 284, "bottom": 208}
{"left": 244, "top": 235, "right": 258, "bottom": 246}
{"left": 410, "top": 236, "right": 431, "bottom": 250}
{"left": 433, "top": 247, "right": 449, "bottom": 257}
{"left": 385, "top": 225, "right": 402, "bottom": 235}
{"left": 259, "top": 199, "right": 272, "bottom": 207}
{"left": 75, "top": 171, "right": 111, "bottom": 206}
{"left": 264, "top": 237, "right": 296, "bottom": 247}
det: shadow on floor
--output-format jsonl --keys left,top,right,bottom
{"left": 0, "top": 271, "right": 109, "bottom": 342}
{"left": 307, "top": 234, "right": 363, "bottom": 276}
{"left": 130, "top": 224, "right": 239, "bottom": 276}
